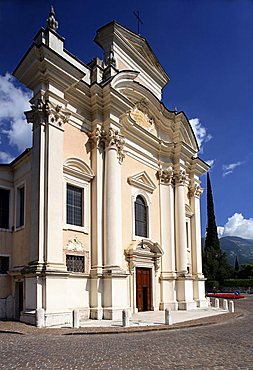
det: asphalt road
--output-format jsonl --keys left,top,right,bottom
{"left": 0, "top": 297, "right": 252, "bottom": 369}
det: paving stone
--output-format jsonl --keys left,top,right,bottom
{"left": 0, "top": 297, "right": 252, "bottom": 369}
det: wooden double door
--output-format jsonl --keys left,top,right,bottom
{"left": 136, "top": 267, "right": 152, "bottom": 312}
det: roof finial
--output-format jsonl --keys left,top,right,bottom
{"left": 106, "top": 45, "right": 116, "bottom": 67}
{"left": 46, "top": 5, "right": 58, "bottom": 31}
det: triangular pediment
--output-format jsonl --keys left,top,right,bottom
{"left": 128, "top": 171, "right": 156, "bottom": 193}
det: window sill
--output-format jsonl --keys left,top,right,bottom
{"left": 14, "top": 225, "right": 25, "bottom": 232}
{"left": 0, "top": 228, "right": 12, "bottom": 233}
{"left": 132, "top": 235, "right": 149, "bottom": 241}
{"left": 63, "top": 224, "right": 89, "bottom": 234}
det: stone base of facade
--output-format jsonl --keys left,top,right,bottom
{"left": 159, "top": 302, "right": 178, "bottom": 311}
{"left": 176, "top": 276, "right": 196, "bottom": 310}
{"left": 21, "top": 308, "right": 90, "bottom": 327}
{"left": 159, "top": 274, "right": 178, "bottom": 311}
{"left": 178, "top": 300, "right": 196, "bottom": 310}
{"left": 195, "top": 299, "right": 209, "bottom": 308}
{"left": 90, "top": 307, "right": 103, "bottom": 320}
{"left": 20, "top": 311, "right": 36, "bottom": 326}
{"left": 103, "top": 307, "right": 130, "bottom": 320}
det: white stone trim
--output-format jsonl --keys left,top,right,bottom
{"left": 128, "top": 171, "right": 156, "bottom": 193}
{"left": 63, "top": 175, "right": 90, "bottom": 234}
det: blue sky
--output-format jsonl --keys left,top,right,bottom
{"left": 0, "top": 0, "right": 253, "bottom": 238}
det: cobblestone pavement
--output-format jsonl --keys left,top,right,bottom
{"left": 0, "top": 297, "right": 252, "bottom": 369}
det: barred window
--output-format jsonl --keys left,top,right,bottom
{"left": 66, "top": 185, "right": 83, "bottom": 226}
{"left": 66, "top": 255, "right": 84, "bottom": 273}
{"left": 135, "top": 195, "right": 148, "bottom": 237}
{"left": 0, "top": 188, "right": 10, "bottom": 229}
{"left": 0, "top": 256, "right": 9, "bottom": 274}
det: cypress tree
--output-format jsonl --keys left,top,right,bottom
{"left": 203, "top": 173, "right": 231, "bottom": 286}
{"left": 234, "top": 256, "right": 239, "bottom": 272}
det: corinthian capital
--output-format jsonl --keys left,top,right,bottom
{"left": 174, "top": 170, "right": 189, "bottom": 186}
{"left": 89, "top": 127, "right": 125, "bottom": 164}
{"left": 189, "top": 183, "right": 204, "bottom": 198}
{"left": 88, "top": 127, "right": 107, "bottom": 149}
{"left": 106, "top": 128, "right": 125, "bottom": 164}
{"left": 25, "top": 98, "right": 50, "bottom": 127}
{"left": 157, "top": 167, "right": 174, "bottom": 185}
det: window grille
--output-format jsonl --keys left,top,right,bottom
{"left": 0, "top": 256, "right": 9, "bottom": 274}
{"left": 0, "top": 189, "right": 10, "bottom": 229}
{"left": 66, "top": 255, "right": 85, "bottom": 273}
{"left": 135, "top": 195, "right": 148, "bottom": 237}
{"left": 66, "top": 185, "right": 83, "bottom": 226}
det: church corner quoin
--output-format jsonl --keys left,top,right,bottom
{"left": 0, "top": 8, "right": 209, "bottom": 326}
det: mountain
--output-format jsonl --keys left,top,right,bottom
{"left": 202, "top": 236, "right": 253, "bottom": 266}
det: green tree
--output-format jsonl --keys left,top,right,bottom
{"left": 238, "top": 264, "right": 253, "bottom": 279}
{"left": 202, "top": 173, "right": 232, "bottom": 286}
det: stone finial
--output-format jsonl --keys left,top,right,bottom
{"left": 106, "top": 45, "right": 116, "bottom": 67}
{"left": 46, "top": 5, "right": 58, "bottom": 31}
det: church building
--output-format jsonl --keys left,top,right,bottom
{"left": 0, "top": 8, "right": 209, "bottom": 327}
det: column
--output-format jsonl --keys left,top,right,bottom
{"left": 175, "top": 170, "right": 188, "bottom": 274}
{"left": 158, "top": 168, "right": 178, "bottom": 310}
{"left": 104, "top": 127, "right": 124, "bottom": 268}
{"left": 102, "top": 127, "right": 129, "bottom": 320}
{"left": 175, "top": 170, "right": 196, "bottom": 310}
{"left": 190, "top": 182, "right": 208, "bottom": 308}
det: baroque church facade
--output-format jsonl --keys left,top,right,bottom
{"left": 0, "top": 8, "right": 209, "bottom": 326}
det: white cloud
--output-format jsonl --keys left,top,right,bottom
{"left": 205, "top": 159, "right": 215, "bottom": 168}
{"left": 189, "top": 118, "right": 212, "bottom": 151}
{"left": 0, "top": 73, "right": 32, "bottom": 152}
{"left": 218, "top": 213, "right": 253, "bottom": 239}
{"left": 222, "top": 161, "right": 243, "bottom": 177}
{"left": 0, "top": 151, "right": 14, "bottom": 164}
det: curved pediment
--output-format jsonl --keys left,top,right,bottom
{"left": 63, "top": 157, "right": 94, "bottom": 181}
{"left": 176, "top": 112, "right": 199, "bottom": 152}
{"left": 127, "top": 239, "right": 163, "bottom": 256}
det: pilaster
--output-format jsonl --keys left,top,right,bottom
{"left": 174, "top": 170, "right": 195, "bottom": 310}
{"left": 157, "top": 168, "right": 178, "bottom": 310}
{"left": 189, "top": 182, "right": 208, "bottom": 308}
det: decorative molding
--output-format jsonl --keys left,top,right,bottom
{"left": 49, "top": 103, "right": 70, "bottom": 127}
{"left": 64, "top": 237, "right": 85, "bottom": 252}
{"left": 130, "top": 100, "right": 155, "bottom": 133}
{"left": 25, "top": 99, "right": 70, "bottom": 129}
{"left": 174, "top": 170, "right": 189, "bottom": 186}
{"left": 189, "top": 183, "right": 204, "bottom": 198}
{"left": 185, "top": 204, "right": 194, "bottom": 218}
{"left": 128, "top": 171, "right": 156, "bottom": 193}
{"left": 157, "top": 167, "right": 173, "bottom": 185}
{"left": 89, "top": 127, "right": 125, "bottom": 164}
{"left": 125, "top": 239, "right": 163, "bottom": 275}
{"left": 63, "top": 158, "right": 94, "bottom": 182}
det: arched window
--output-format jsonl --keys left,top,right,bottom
{"left": 135, "top": 195, "right": 148, "bottom": 237}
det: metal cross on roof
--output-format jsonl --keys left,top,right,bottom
{"left": 133, "top": 10, "right": 143, "bottom": 35}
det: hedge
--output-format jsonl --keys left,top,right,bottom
{"left": 223, "top": 279, "right": 253, "bottom": 287}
